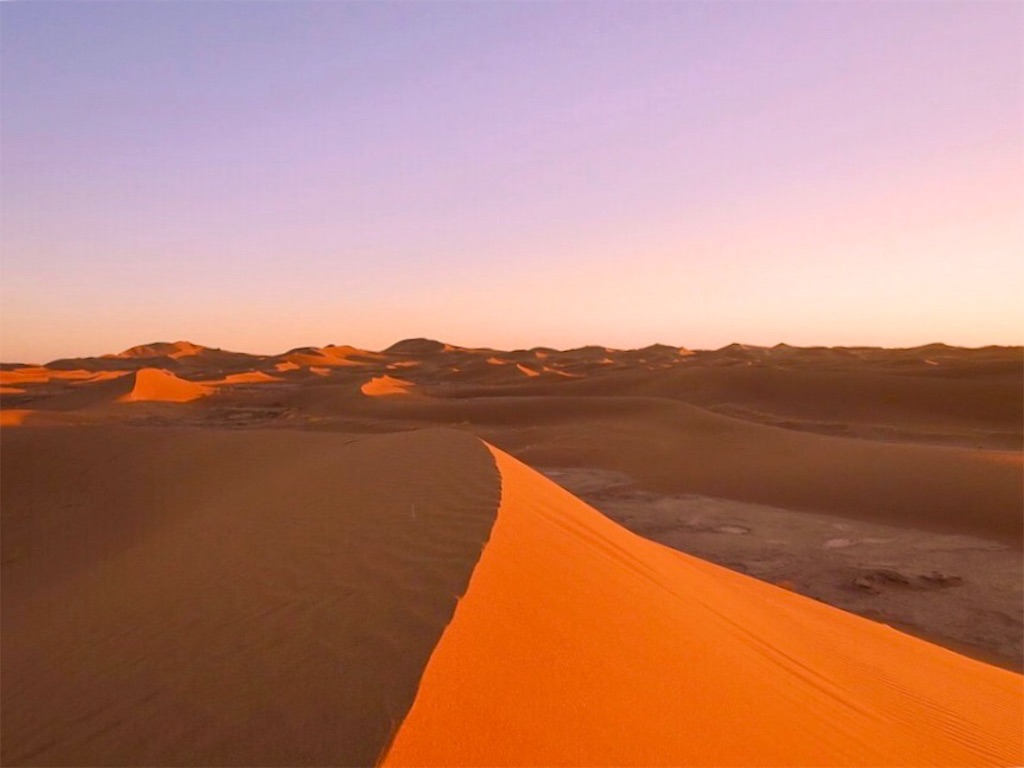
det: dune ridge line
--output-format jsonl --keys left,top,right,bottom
{"left": 383, "top": 441, "right": 1023, "bottom": 767}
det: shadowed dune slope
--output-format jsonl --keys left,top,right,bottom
{"left": 385, "top": 445, "right": 1023, "bottom": 767}
{"left": 1, "top": 428, "right": 501, "bottom": 767}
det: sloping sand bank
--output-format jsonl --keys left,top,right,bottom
{"left": 385, "top": 445, "right": 1022, "bottom": 767}
{"left": 118, "top": 367, "right": 213, "bottom": 402}
{"left": 1, "top": 427, "right": 500, "bottom": 766}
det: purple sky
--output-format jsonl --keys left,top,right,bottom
{"left": 2, "top": 1, "right": 1021, "bottom": 362}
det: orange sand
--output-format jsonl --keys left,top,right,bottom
{"left": 0, "top": 367, "right": 95, "bottom": 385}
{"left": 384, "top": 445, "right": 1023, "bottom": 767}
{"left": 0, "top": 386, "right": 26, "bottom": 394}
{"left": 361, "top": 375, "right": 414, "bottom": 397}
{"left": 275, "top": 361, "right": 300, "bottom": 372}
{"left": 0, "top": 410, "right": 32, "bottom": 426}
{"left": 208, "top": 371, "right": 281, "bottom": 385}
{"left": 167, "top": 341, "right": 204, "bottom": 358}
{"left": 117, "top": 368, "right": 213, "bottom": 403}
{"left": 286, "top": 347, "right": 367, "bottom": 367}
{"left": 542, "top": 365, "right": 581, "bottom": 378}
{"left": 516, "top": 363, "right": 541, "bottom": 378}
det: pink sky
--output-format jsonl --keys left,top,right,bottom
{"left": 2, "top": 2, "right": 1021, "bottom": 363}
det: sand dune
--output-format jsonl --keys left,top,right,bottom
{"left": 41, "top": 340, "right": 262, "bottom": 375}
{"left": 516, "top": 363, "right": 541, "bottom": 377}
{"left": 0, "top": 409, "right": 32, "bottom": 426}
{"left": 306, "top": 391, "right": 1020, "bottom": 543}
{"left": 384, "top": 338, "right": 451, "bottom": 356}
{"left": 117, "top": 367, "right": 213, "bottom": 403}
{"left": 321, "top": 344, "right": 385, "bottom": 361}
{"left": 283, "top": 349, "right": 364, "bottom": 368}
{"left": 361, "top": 374, "right": 415, "bottom": 396}
{"left": 113, "top": 340, "right": 205, "bottom": 359}
{"left": 2, "top": 338, "right": 1021, "bottom": 677}
{"left": 4, "top": 423, "right": 1015, "bottom": 765}
{"left": 208, "top": 370, "right": 281, "bottom": 386}
{"left": 71, "top": 370, "right": 131, "bottom": 385}
{"left": 1, "top": 428, "right": 501, "bottom": 767}
{"left": 384, "top": 444, "right": 1022, "bottom": 766}
{"left": 1, "top": 367, "right": 97, "bottom": 385}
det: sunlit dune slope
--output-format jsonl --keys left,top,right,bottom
{"left": 361, "top": 374, "right": 415, "bottom": 396}
{"left": 1, "top": 428, "right": 501, "bottom": 767}
{"left": 385, "top": 445, "right": 1023, "bottom": 767}
{"left": 0, "top": 367, "right": 97, "bottom": 385}
{"left": 283, "top": 347, "right": 365, "bottom": 368}
{"left": 117, "top": 367, "right": 213, "bottom": 402}
{"left": 0, "top": 409, "right": 32, "bottom": 426}
{"left": 207, "top": 370, "right": 281, "bottom": 385}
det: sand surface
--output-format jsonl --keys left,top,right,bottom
{"left": 542, "top": 466, "right": 1023, "bottom": 671}
{"left": 2, "top": 427, "right": 500, "bottom": 766}
{"left": 385, "top": 445, "right": 1021, "bottom": 766}
{"left": 2, "top": 339, "right": 1021, "bottom": 764}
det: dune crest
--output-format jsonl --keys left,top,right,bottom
{"left": 322, "top": 344, "right": 385, "bottom": 361}
{"left": 385, "top": 445, "right": 1023, "bottom": 767}
{"left": 284, "top": 350, "right": 362, "bottom": 368}
{"left": 115, "top": 340, "right": 205, "bottom": 359}
{"left": 117, "top": 368, "right": 213, "bottom": 403}
{"left": 71, "top": 370, "right": 131, "bottom": 385}
{"left": 361, "top": 375, "right": 414, "bottom": 397}
{"left": 208, "top": 371, "right": 281, "bottom": 386}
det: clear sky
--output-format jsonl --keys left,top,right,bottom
{"left": 2, "top": 1, "right": 1021, "bottom": 362}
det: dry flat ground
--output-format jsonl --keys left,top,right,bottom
{"left": 1, "top": 339, "right": 1022, "bottom": 765}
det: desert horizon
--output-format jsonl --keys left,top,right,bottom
{"left": 6, "top": 336, "right": 1024, "bottom": 368}
{"left": 3, "top": 1, "right": 1021, "bottom": 764}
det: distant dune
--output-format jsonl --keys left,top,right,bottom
{"left": 361, "top": 374, "right": 415, "bottom": 396}
{"left": 3, "top": 339, "right": 1020, "bottom": 539}
{"left": 117, "top": 367, "right": 213, "bottom": 403}
{"left": 207, "top": 370, "right": 281, "bottom": 386}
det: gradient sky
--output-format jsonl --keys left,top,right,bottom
{"left": 2, "top": 1, "right": 1021, "bottom": 362}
